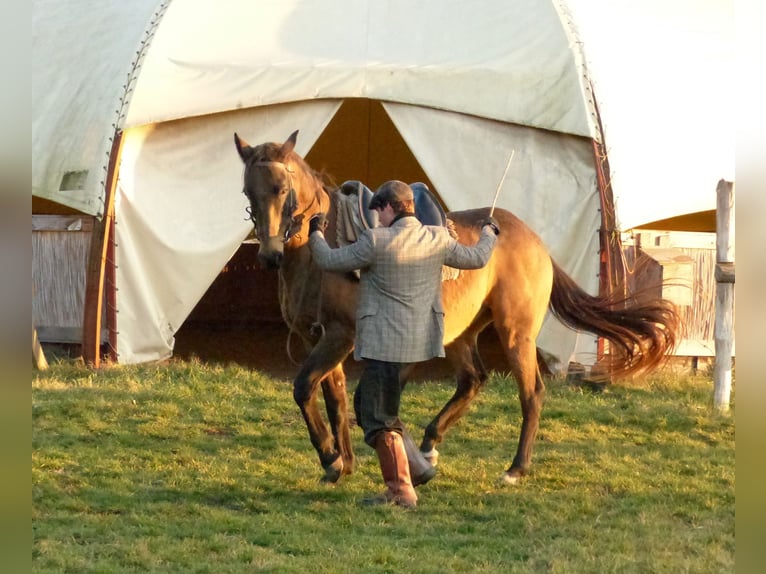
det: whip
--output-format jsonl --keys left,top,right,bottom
{"left": 489, "top": 149, "right": 515, "bottom": 217}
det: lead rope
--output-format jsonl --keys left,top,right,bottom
{"left": 279, "top": 269, "right": 312, "bottom": 367}
{"left": 310, "top": 191, "right": 328, "bottom": 339}
{"left": 310, "top": 267, "right": 325, "bottom": 339}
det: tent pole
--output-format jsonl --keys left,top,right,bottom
{"left": 592, "top": 139, "right": 623, "bottom": 296}
{"left": 713, "top": 179, "right": 734, "bottom": 411}
{"left": 592, "top": 138, "right": 624, "bottom": 379}
{"left": 82, "top": 131, "right": 123, "bottom": 367}
{"left": 106, "top": 206, "right": 119, "bottom": 363}
{"left": 588, "top": 76, "right": 625, "bottom": 379}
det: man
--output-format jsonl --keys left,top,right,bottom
{"left": 308, "top": 180, "right": 499, "bottom": 508}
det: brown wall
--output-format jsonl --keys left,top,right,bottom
{"left": 183, "top": 242, "right": 282, "bottom": 327}
{"left": 305, "top": 99, "right": 438, "bottom": 197}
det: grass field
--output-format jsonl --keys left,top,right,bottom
{"left": 32, "top": 358, "right": 734, "bottom": 573}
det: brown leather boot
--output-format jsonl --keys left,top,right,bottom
{"left": 362, "top": 431, "right": 418, "bottom": 508}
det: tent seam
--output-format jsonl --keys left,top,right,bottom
{"left": 551, "top": 0, "right": 602, "bottom": 145}
{"left": 96, "top": 0, "right": 172, "bottom": 219}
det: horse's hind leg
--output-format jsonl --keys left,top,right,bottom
{"left": 420, "top": 323, "right": 490, "bottom": 462}
{"left": 499, "top": 335, "right": 545, "bottom": 485}
{"left": 320, "top": 364, "right": 354, "bottom": 475}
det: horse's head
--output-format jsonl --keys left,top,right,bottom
{"left": 234, "top": 130, "right": 324, "bottom": 269}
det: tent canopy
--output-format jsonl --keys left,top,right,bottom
{"left": 33, "top": 0, "right": 733, "bottom": 367}
{"left": 34, "top": 0, "right": 602, "bottom": 216}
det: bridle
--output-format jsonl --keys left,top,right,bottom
{"left": 243, "top": 160, "right": 323, "bottom": 243}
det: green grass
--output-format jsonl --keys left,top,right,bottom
{"left": 32, "top": 359, "right": 734, "bottom": 573}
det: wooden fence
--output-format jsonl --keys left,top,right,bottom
{"left": 32, "top": 215, "right": 106, "bottom": 344}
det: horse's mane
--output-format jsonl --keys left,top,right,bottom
{"left": 287, "top": 150, "right": 338, "bottom": 196}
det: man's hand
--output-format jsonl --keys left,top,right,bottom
{"left": 481, "top": 216, "right": 500, "bottom": 236}
{"left": 309, "top": 212, "right": 328, "bottom": 235}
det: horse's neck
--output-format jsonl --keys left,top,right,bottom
{"left": 276, "top": 243, "right": 316, "bottom": 321}
{"left": 294, "top": 166, "right": 328, "bottom": 213}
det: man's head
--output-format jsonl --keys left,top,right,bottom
{"left": 369, "top": 180, "right": 415, "bottom": 216}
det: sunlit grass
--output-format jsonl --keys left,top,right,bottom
{"left": 33, "top": 359, "right": 734, "bottom": 573}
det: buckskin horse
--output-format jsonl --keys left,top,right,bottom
{"left": 234, "top": 130, "right": 678, "bottom": 485}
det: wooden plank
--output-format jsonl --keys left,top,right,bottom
{"left": 37, "top": 326, "right": 109, "bottom": 344}
{"left": 33, "top": 215, "right": 94, "bottom": 232}
{"left": 33, "top": 229, "right": 92, "bottom": 330}
{"left": 713, "top": 179, "right": 734, "bottom": 412}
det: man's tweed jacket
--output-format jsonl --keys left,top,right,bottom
{"left": 310, "top": 216, "right": 496, "bottom": 363}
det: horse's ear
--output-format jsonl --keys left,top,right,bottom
{"left": 234, "top": 133, "right": 254, "bottom": 162}
{"left": 280, "top": 130, "right": 299, "bottom": 158}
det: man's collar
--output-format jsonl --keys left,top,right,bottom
{"left": 390, "top": 212, "right": 417, "bottom": 226}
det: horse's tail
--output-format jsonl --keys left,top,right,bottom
{"left": 548, "top": 260, "right": 680, "bottom": 379}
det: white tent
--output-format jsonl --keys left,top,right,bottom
{"left": 32, "top": 0, "right": 733, "bottom": 368}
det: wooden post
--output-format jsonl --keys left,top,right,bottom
{"left": 82, "top": 131, "right": 123, "bottom": 367}
{"left": 591, "top": 137, "right": 621, "bottom": 381}
{"left": 713, "top": 179, "right": 734, "bottom": 411}
{"left": 33, "top": 325, "right": 49, "bottom": 370}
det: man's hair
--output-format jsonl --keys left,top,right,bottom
{"left": 370, "top": 180, "right": 415, "bottom": 212}
{"left": 390, "top": 199, "right": 415, "bottom": 215}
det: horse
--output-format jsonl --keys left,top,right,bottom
{"left": 233, "top": 130, "right": 679, "bottom": 485}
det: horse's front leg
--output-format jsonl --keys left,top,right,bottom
{"left": 420, "top": 335, "right": 489, "bottom": 465}
{"left": 292, "top": 326, "right": 354, "bottom": 483}
{"left": 320, "top": 363, "right": 355, "bottom": 476}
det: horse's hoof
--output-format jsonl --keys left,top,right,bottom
{"left": 421, "top": 448, "right": 439, "bottom": 467}
{"left": 320, "top": 457, "right": 344, "bottom": 484}
{"left": 498, "top": 471, "right": 522, "bottom": 486}
{"left": 341, "top": 459, "right": 355, "bottom": 476}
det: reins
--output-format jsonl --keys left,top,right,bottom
{"left": 279, "top": 270, "right": 319, "bottom": 366}
{"left": 280, "top": 265, "right": 326, "bottom": 366}
{"left": 280, "top": 207, "right": 329, "bottom": 366}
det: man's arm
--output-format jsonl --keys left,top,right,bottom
{"left": 309, "top": 228, "right": 375, "bottom": 272}
{"left": 444, "top": 224, "right": 498, "bottom": 270}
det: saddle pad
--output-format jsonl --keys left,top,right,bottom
{"left": 335, "top": 180, "right": 461, "bottom": 281}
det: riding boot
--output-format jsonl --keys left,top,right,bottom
{"left": 401, "top": 426, "right": 436, "bottom": 487}
{"left": 362, "top": 431, "right": 418, "bottom": 508}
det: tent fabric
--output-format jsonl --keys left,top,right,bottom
{"left": 115, "top": 101, "right": 341, "bottom": 363}
{"left": 383, "top": 102, "right": 601, "bottom": 369}
{"left": 125, "top": 0, "right": 599, "bottom": 139}
{"left": 32, "top": 0, "right": 734, "bottom": 226}
{"left": 32, "top": 0, "right": 164, "bottom": 215}
{"left": 115, "top": 97, "right": 601, "bottom": 366}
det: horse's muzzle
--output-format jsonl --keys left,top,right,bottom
{"left": 258, "top": 236, "right": 285, "bottom": 269}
